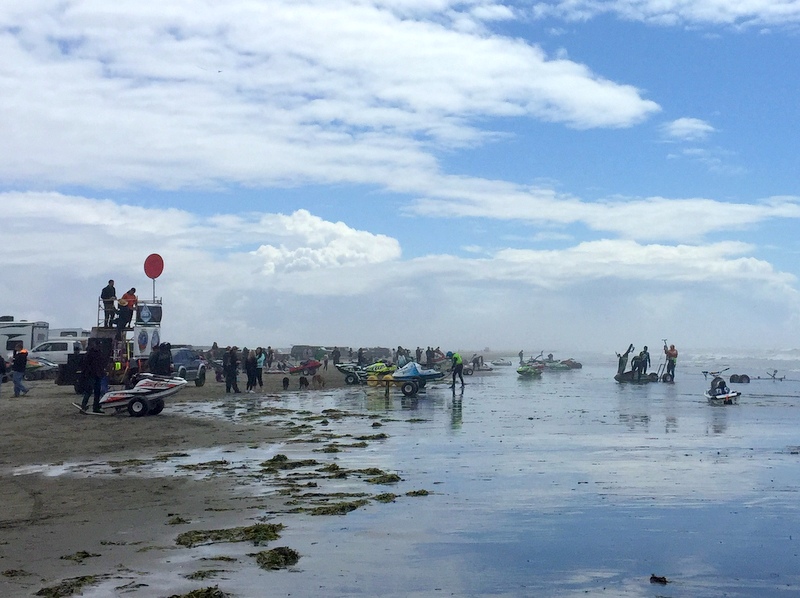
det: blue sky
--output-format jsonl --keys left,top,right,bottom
{"left": 3, "top": 1, "right": 800, "bottom": 355}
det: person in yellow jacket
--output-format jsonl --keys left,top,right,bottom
{"left": 447, "top": 351, "right": 465, "bottom": 388}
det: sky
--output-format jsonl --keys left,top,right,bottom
{"left": 2, "top": 0, "right": 800, "bottom": 356}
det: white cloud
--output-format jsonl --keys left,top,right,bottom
{"left": 406, "top": 180, "right": 800, "bottom": 242}
{"left": 3, "top": 193, "right": 800, "bottom": 352}
{"left": 0, "top": 0, "right": 659, "bottom": 191}
{"left": 662, "top": 117, "right": 716, "bottom": 141}
{"left": 531, "top": 0, "right": 800, "bottom": 27}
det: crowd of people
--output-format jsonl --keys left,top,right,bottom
{"left": 616, "top": 342, "right": 679, "bottom": 381}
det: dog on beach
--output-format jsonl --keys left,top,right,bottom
{"left": 298, "top": 376, "right": 309, "bottom": 389}
{"left": 312, "top": 374, "right": 325, "bottom": 389}
{"left": 282, "top": 377, "right": 290, "bottom": 390}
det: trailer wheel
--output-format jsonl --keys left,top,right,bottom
{"left": 127, "top": 397, "right": 149, "bottom": 417}
{"left": 729, "top": 374, "right": 740, "bottom": 383}
{"left": 661, "top": 373, "right": 673, "bottom": 383}
{"left": 195, "top": 369, "right": 206, "bottom": 387}
{"left": 464, "top": 367, "right": 474, "bottom": 376}
{"left": 648, "top": 372, "right": 659, "bottom": 382}
{"left": 149, "top": 398, "right": 165, "bottom": 415}
{"left": 739, "top": 374, "right": 750, "bottom": 383}
{"left": 301, "top": 368, "right": 310, "bottom": 376}
{"left": 344, "top": 373, "right": 358, "bottom": 385}
{"left": 401, "top": 381, "right": 418, "bottom": 397}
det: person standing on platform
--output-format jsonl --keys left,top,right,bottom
{"left": 100, "top": 280, "right": 117, "bottom": 328}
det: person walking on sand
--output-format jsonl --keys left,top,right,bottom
{"left": 255, "top": 347, "right": 265, "bottom": 388}
{"left": 80, "top": 344, "right": 107, "bottom": 413}
{"left": 224, "top": 346, "right": 241, "bottom": 394}
{"left": 616, "top": 343, "right": 634, "bottom": 375}
{"left": 0, "top": 354, "right": 6, "bottom": 398}
{"left": 664, "top": 343, "right": 678, "bottom": 380}
{"left": 447, "top": 351, "right": 465, "bottom": 388}
{"left": 100, "top": 279, "right": 116, "bottom": 328}
{"left": 244, "top": 349, "right": 257, "bottom": 392}
{"left": 11, "top": 344, "right": 30, "bottom": 397}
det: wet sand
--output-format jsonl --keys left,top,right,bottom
{"left": 0, "top": 368, "right": 350, "bottom": 597}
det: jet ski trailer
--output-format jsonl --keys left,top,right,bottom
{"left": 79, "top": 373, "right": 188, "bottom": 416}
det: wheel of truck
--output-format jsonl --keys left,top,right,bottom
{"left": 344, "top": 373, "right": 358, "bottom": 385}
{"left": 127, "top": 397, "right": 149, "bottom": 417}
{"left": 148, "top": 398, "right": 165, "bottom": 415}
{"left": 729, "top": 374, "right": 740, "bottom": 383}
{"left": 195, "top": 369, "right": 206, "bottom": 387}
{"left": 739, "top": 374, "right": 750, "bottom": 383}
{"left": 178, "top": 366, "right": 187, "bottom": 380}
{"left": 401, "top": 381, "right": 418, "bottom": 397}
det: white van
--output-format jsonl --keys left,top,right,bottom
{"left": 29, "top": 339, "right": 87, "bottom": 365}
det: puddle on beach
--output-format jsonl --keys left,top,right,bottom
{"left": 14, "top": 359, "right": 800, "bottom": 596}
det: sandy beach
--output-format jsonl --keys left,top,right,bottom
{"left": 0, "top": 368, "right": 358, "bottom": 597}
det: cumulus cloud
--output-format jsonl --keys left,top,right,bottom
{"left": 531, "top": 0, "right": 800, "bottom": 27}
{"left": 406, "top": 180, "right": 800, "bottom": 242}
{"left": 0, "top": 0, "right": 659, "bottom": 191}
{"left": 662, "top": 117, "right": 716, "bottom": 141}
{"left": 3, "top": 193, "right": 799, "bottom": 351}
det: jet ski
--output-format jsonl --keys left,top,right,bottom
{"left": 517, "top": 364, "right": 543, "bottom": 378}
{"left": 78, "top": 373, "right": 188, "bottom": 416}
{"left": 704, "top": 376, "right": 741, "bottom": 405}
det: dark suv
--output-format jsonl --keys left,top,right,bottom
{"left": 170, "top": 348, "right": 207, "bottom": 387}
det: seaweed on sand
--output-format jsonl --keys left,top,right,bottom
{"left": 308, "top": 499, "right": 369, "bottom": 516}
{"left": 251, "top": 546, "right": 301, "bottom": 570}
{"left": 176, "top": 523, "right": 284, "bottom": 548}
{"left": 405, "top": 489, "right": 431, "bottom": 497}
{"left": 366, "top": 473, "right": 401, "bottom": 484}
{"left": 3, "top": 569, "right": 31, "bottom": 577}
{"left": 35, "top": 575, "right": 100, "bottom": 597}
{"left": 260, "top": 455, "right": 319, "bottom": 472}
{"left": 59, "top": 550, "right": 100, "bottom": 563}
{"left": 185, "top": 569, "right": 227, "bottom": 580}
{"left": 373, "top": 493, "right": 398, "bottom": 503}
{"left": 354, "top": 433, "right": 388, "bottom": 440}
{"left": 167, "top": 587, "right": 229, "bottom": 598}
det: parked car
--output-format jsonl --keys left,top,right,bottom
{"left": 29, "top": 339, "right": 87, "bottom": 365}
{"left": 170, "top": 348, "right": 207, "bottom": 386}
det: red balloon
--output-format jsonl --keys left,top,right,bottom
{"left": 144, "top": 253, "right": 164, "bottom": 279}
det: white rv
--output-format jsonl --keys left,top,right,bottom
{"left": 0, "top": 320, "right": 50, "bottom": 357}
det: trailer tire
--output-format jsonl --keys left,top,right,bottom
{"left": 648, "top": 372, "right": 659, "bottom": 382}
{"left": 128, "top": 397, "right": 149, "bottom": 417}
{"left": 149, "top": 398, "right": 165, "bottom": 415}
{"left": 464, "top": 367, "right": 473, "bottom": 375}
{"left": 729, "top": 374, "right": 740, "bottom": 383}
{"left": 739, "top": 374, "right": 750, "bottom": 383}
{"left": 344, "top": 373, "right": 358, "bottom": 385}
{"left": 661, "top": 373, "right": 673, "bottom": 383}
{"left": 195, "top": 369, "right": 206, "bottom": 387}
{"left": 401, "top": 381, "right": 418, "bottom": 397}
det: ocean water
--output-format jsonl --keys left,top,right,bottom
{"left": 53, "top": 353, "right": 800, "bottom": 597}
{"left": 163, "top": 354, "right": 800, "bottom": 598}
